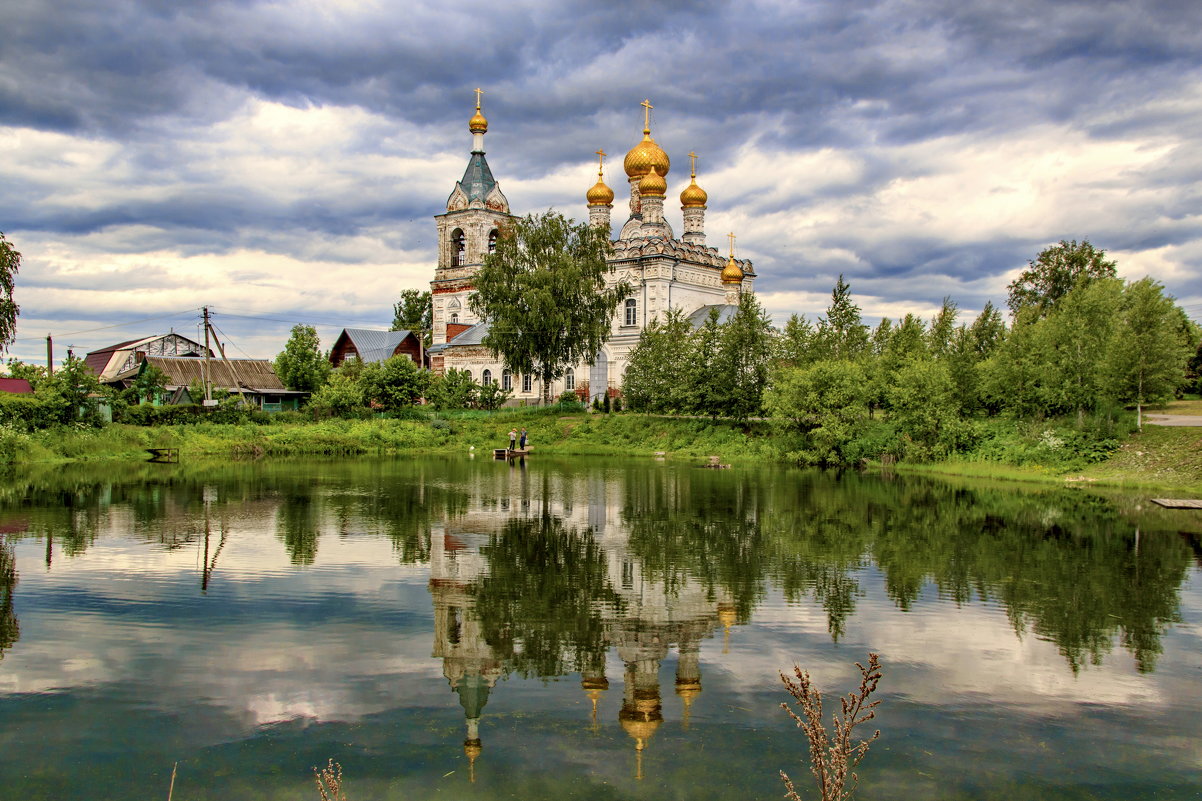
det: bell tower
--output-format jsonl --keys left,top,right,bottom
{"left": 432, "top": 88, "right": 513, "bottom": 345}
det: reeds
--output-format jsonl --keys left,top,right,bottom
{"left": 314, "top": 759, "right": 347, "bottom": 801}
{"left": 780, "top": 652, "right": 882, "bottom": 801}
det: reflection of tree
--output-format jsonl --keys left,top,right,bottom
{"left": 276, "top": 493, "right": 320, "bottom": 566}
{"left": 473, "top": 514, "right": 620, "bottom": 679}
{"left": 0, "top": 536, "right": 18, "bottom": 658}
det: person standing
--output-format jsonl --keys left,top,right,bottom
{"left": 519, "top": 428, "right": 527, "bottom": 450}
{"left": 508, "top": 428, "right": 518, "bottom": 451}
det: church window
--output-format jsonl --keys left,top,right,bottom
{"left": 482, "top": 369, "right": 492, "bottom": 386}
{"left": 564, "top": 368, "right": 575, "bottom": 391}
{"left": 452, "top": 229, "right": 466, "bottom": 265}
{"left": 450, "top": 313, "right": 459, "bottom": 323}
{"left": 522, "top": 374, "right": 532, "bottom": 393}
{"left": 463, "top": 369, "right": 472, "bottom": 381}
{"left": 488, "top": 229, "right": 499, "bottom": 253}
{"left": 624, "top": 298, "right": 637, "bottom": 326}
{"left": 502, "top": 369, "right": 513, "bottom": 391}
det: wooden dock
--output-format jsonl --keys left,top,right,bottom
{"left": 493, "top": 448, "right": 531, "bottom": 459}
{"left": 1151, "top": 498, "right": 1202, "bottom": 509}
{"left": 146, "top": 447, "right": 180, "bottom": 463}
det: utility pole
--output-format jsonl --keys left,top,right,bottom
{"left": 202, "top": 306, "right": 212, "bottom": 403}
{"left": 46, "top": 334, "right": 53, "bottom": 375}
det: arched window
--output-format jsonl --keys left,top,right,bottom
{"left": 564, "top": 368, "right": 575, "bottom": 391}
{"left": 481, "top": 369, "right": 492, "bottom": 386}
{"left": 624, "top": 298, "right": 637, "bottom": 326}
{"left": 522, "top": 374, "right": 532, "bottom": 393}
{"left": 488, "top": 229, "right": 499, "bottom": 254}
{"left": 502, "top": 369, "right": 512, "bottom": 391}
{"left": 450, "top": 312, "right": 459, "bottom": 323}
{"left": 462, "top": 369, "right": 472, "bottom": 381}
{"left": 452, "top": 229, "right": 466, "bottom": 266}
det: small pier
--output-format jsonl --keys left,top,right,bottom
{"left": 146, "top": 447, "right": 180, "bottom": 463}
{"left": 1151, "top": 499, "right": 1202, "bottom": 509}
{"left": 493, "top": 448, "right": 531, "bottom": 459}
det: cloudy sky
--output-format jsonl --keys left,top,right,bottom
{"left": 3, "top": 0, "right": 1201, "bottom": 364}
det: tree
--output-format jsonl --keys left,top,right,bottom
{"left": 1108, "top": 278, "right": 1195, "bottom": 429}
{"left": 926, "top": 297, "right": 957, "bottom": 359}
{"left": 130, "top": 363, "right": 169, "bottom": 404}
{"left": 360, "top": 355, "right": 430, "bottom": 413}
{"left": 712, "top": 292, "right": 777, "bottom": 422}
{"left": 1007, "top": 239, "right": 1117, "bottom": 317}
{"left": 274, "top": 324, "right": 330, "bottom": 393}
{"left": 469, "top": 211, "right": 630, "bottom": 405}
{"left": 778, "top": 314, "right": 819, "bottom": 368}
{"left": 816, "top": 276, "right": 869, "bottom": 361}
{"left": 3, "top": 359, "right": 47, "bottom": 390}
{"left": 1037, "top": 277, "right": 1122, "bottom": 421}
{"left": 623, "top": 308, "right": 694, "bottom": 413}
{"left": 426, "top": 368, "right": 478, "bottom": 410}
{"left": 0, "top": 233, "right": 20, "bottom": 354}
{"left": 308, "top": 362, "right": 367, "bottom": 418}
{"left": 765, "top": 360, "right": 869, "bottom": 466}
{"left": 391, "top": 289, "right": 433, "bottom": 346}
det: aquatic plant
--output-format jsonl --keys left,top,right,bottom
{"left": 780, "top": 653, "right": 882, "bottom": 801}
{"left": 314, "top": 759, "right": 347, "bottom": 801}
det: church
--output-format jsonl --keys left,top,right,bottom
{"left": 427, "top": 94, "right": 756, "bottom": 403}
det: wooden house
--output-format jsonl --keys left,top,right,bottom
{"left": 85, "top": 334, "right": 211, "bottom": 381}
{"left": 329, "top": 328, "right": 423, "bottom": 368}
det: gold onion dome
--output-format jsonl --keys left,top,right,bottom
{"left": 722, "top": 256, "right": 744, "bottom": 284}
{"left": 587, "top": 175, "right": 614, "bottom": 205}
{"left": 469, "top": 108, "right": 488, "bottom": 134}
{"left": 639, "top": 165, "right": 667, "bottom": 197}
{"left": 680, "top": 178, "right": 707, "bottom": 208}
{"left": 624, "top": 134, "right": 670, "bottom": 179}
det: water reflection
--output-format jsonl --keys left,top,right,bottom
{"left": 0, "top": 458, "right": 1199, "bottom": 798}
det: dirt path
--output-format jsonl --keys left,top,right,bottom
{"left": 1145, "top": 414, "right": 1202, "bottom": 427}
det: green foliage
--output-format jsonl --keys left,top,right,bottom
{"left": 308, "top": 363, "right": 369, "bottom": 418}
{"left": 274, "top": 324, "right": 330, "bottom": 393}
{"left": 0, "top": 393, "right": 63, "bottom": 430}
{"left": 1007, "top": 238, "right": 1117, "bottom": 317}
{"left": 886, "top": 358, "right": 967, "bottom": 460}
{"left": 426, "top": 368, "right": 479, "bottom": 410}
{"left": 1036, "top": 277, "right": 1122, "bottom": 418}
{"left": 815, "top": 275, "right": 869, "bottom": 360}
{"left": 623, "top": 308, "right": 694, "bottom": 413}
{"left": 712, "top": 293, "right": 776, "bottom": 422}
{"left": 129, "top": 363, "right": 170, "bottom": 404}
{"left": 476, "top": 381, "right": 511, "bottom": 411}
{"left": 43, "top": 354, "right": 105, "bottom": 426}
{"left": 469, "top": 210, "right": 630, "bottom": 403}
{"left": 1107, "top": 277, "right": 1196, "bottom": 423}
{"left": 360, "top": 355, "right": 430, "bottom": 413}
{"left": 3, "top": 359, "right": 47, "bottom": 389}
{"left": 0, "top": 233, "right": 20, "bottom": 354}
{"left": 391, "top": 288, "right": 433, "bottom": 346}
{"left": 765, "top": 360, "right": 869, "bottom": 466}
{"left": 778, "top": 314, "right": 819, "bottom": 367}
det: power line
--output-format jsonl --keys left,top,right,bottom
{"left": 10, "top": 308, "right": 204, "bottom": 343}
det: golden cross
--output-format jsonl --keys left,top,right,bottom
{"left": 474, "top": 87, "right": 484, "bottom": 110}
{"left": 641, "top": 99, "right": 653, "bottom": 132}
{"left": 727, "top": 232, "right": 736, "bottom": 257}
{"left": 688, "top": 151, "right": 698, "bottom": 177}
{"left": 595, "top": 149, "right": 606, "bottom": 174}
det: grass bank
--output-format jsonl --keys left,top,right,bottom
{"left": 4, "top": 407, "right": 1199, "bottom": 493}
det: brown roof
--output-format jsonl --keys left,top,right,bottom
{"left": 135, "top": 356, "right": 286, "bottom": 392}
{"left": 0, "top": 377, "right": 34, "bottom": 394}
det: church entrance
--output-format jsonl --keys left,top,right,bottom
{"left": 589, "top": 351, "right": 608, "bottom": 404}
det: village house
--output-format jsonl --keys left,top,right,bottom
{"left": 110, "top": 356, "right": 306, "bottom": 412}
{"left": 328, "top": 328, "right": 424, "bottom": 368}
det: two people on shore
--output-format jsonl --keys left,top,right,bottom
{"left": 507, "top": 427, "right": 529, "bottom": 452}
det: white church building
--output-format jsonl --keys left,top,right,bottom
{"left": 427, "top": 96, "right": 755, "bottom": 403}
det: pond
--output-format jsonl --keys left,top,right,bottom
{"left": 0, "top": 456, "right": 1199, "bottom": 800}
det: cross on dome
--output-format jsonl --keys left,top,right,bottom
{"left": 641, "top": 99, "right": 653, "bottom": 134}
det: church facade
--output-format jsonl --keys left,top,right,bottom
{"left": 427, "top": 96, "right": 755, "bottom": 403}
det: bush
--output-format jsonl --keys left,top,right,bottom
{"left": 0, "top": 393, "right": 63, "bottom": 430}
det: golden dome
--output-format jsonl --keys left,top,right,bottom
{"left": 722, "top": 256, "right": 745, "bottom": 285}
{"left": 680, "top": 178, "right": 707, "bottom": 208}
{"left": 587, "top": 176, "right": 614, "bottom": 206}
{"left": 624, "top": 134, "right": 670, "bottom": 179}
{"left": 639, "top": 165, "right": 667, "bottom": 197}
{"left": 469, "top": 109, "right": 488, "bottom": 134}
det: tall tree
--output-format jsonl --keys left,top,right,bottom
{"left": 1037, "top": 277, "right": 1122, "bottom": 421}
{"left": 1007, "top": 239, "right": 1117, "bottom": 317}
{"left": 391, "top": 289, "right": 433, "bottom": 346}
{"left": 777, "top": 314, "right": 818, "bottom": 368}
{"left": 469, "top": 211, "right": 630, "bottom": 404}
{"left": 622, "top": 308, "right": 694, "bottom": 413}
{"left": 926, "top": 297, "right": 958, "bottom": 359}
{"left": 360, "top": 354, "right": 431, "bottom": 413}
{"left": 0, "top": 233, "right": 20, "bottom": 354}
{"left": 1108, "top": 278, "right": 1195, "bottom": 429}
{"left": 274, "top": 324, "right": 330, "bottom": 393}
{"left": 816, "top": 275, "right": 869, "bottom": 360}
{"left": 712, "top": 293, "right": 776, "bottom": 422}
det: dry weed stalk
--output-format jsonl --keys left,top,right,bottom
{"left": 314, "top": 759, "right": 347, "bottom": 801}
{"left": 780, "top": 652, "right": 882, "bottom": 801}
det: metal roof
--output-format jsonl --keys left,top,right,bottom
{"left": 686, "top": 304, "right": 738, "bottom": 328}
{"left": 338, "top": 328, "right": 416, "bottom": 363}
{"left": 457, "top": 153, "right": 497, "bottom": 203}
{"left": 116, "top": 356, "right": 286, "bottom": 392}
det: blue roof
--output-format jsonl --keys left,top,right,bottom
{"left": 686, "top": 304, "right": 737, "bottom": 328}
{"left": 340, "top": 328, "right": 415, "bottom": 363}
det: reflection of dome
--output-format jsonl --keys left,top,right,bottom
{"left": 624, "top": 134, "right": 670, "bottom": 179}
{"left": 721, "top": 256, "right": 744, "bottom": 285}
{"left": 464, "top": 739, "right": 482, "bottom": 760}
{"left": 680, "top": 178, "right": 707, "bottom": 208}
{"left": 619, "top": 712, "right": 663, "bottom": 749}
{"left": 587, "top": 175, "right": 614, "bottom": 206}
{"left": 639, "top": 165, "right": 667, "bottom": 198}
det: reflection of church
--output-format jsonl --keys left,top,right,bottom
{"left": 427, "top": 483, "right": 739, "bottom": 780}
{"left": 427, "top": 93, "right": 756, "bottom": 402}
